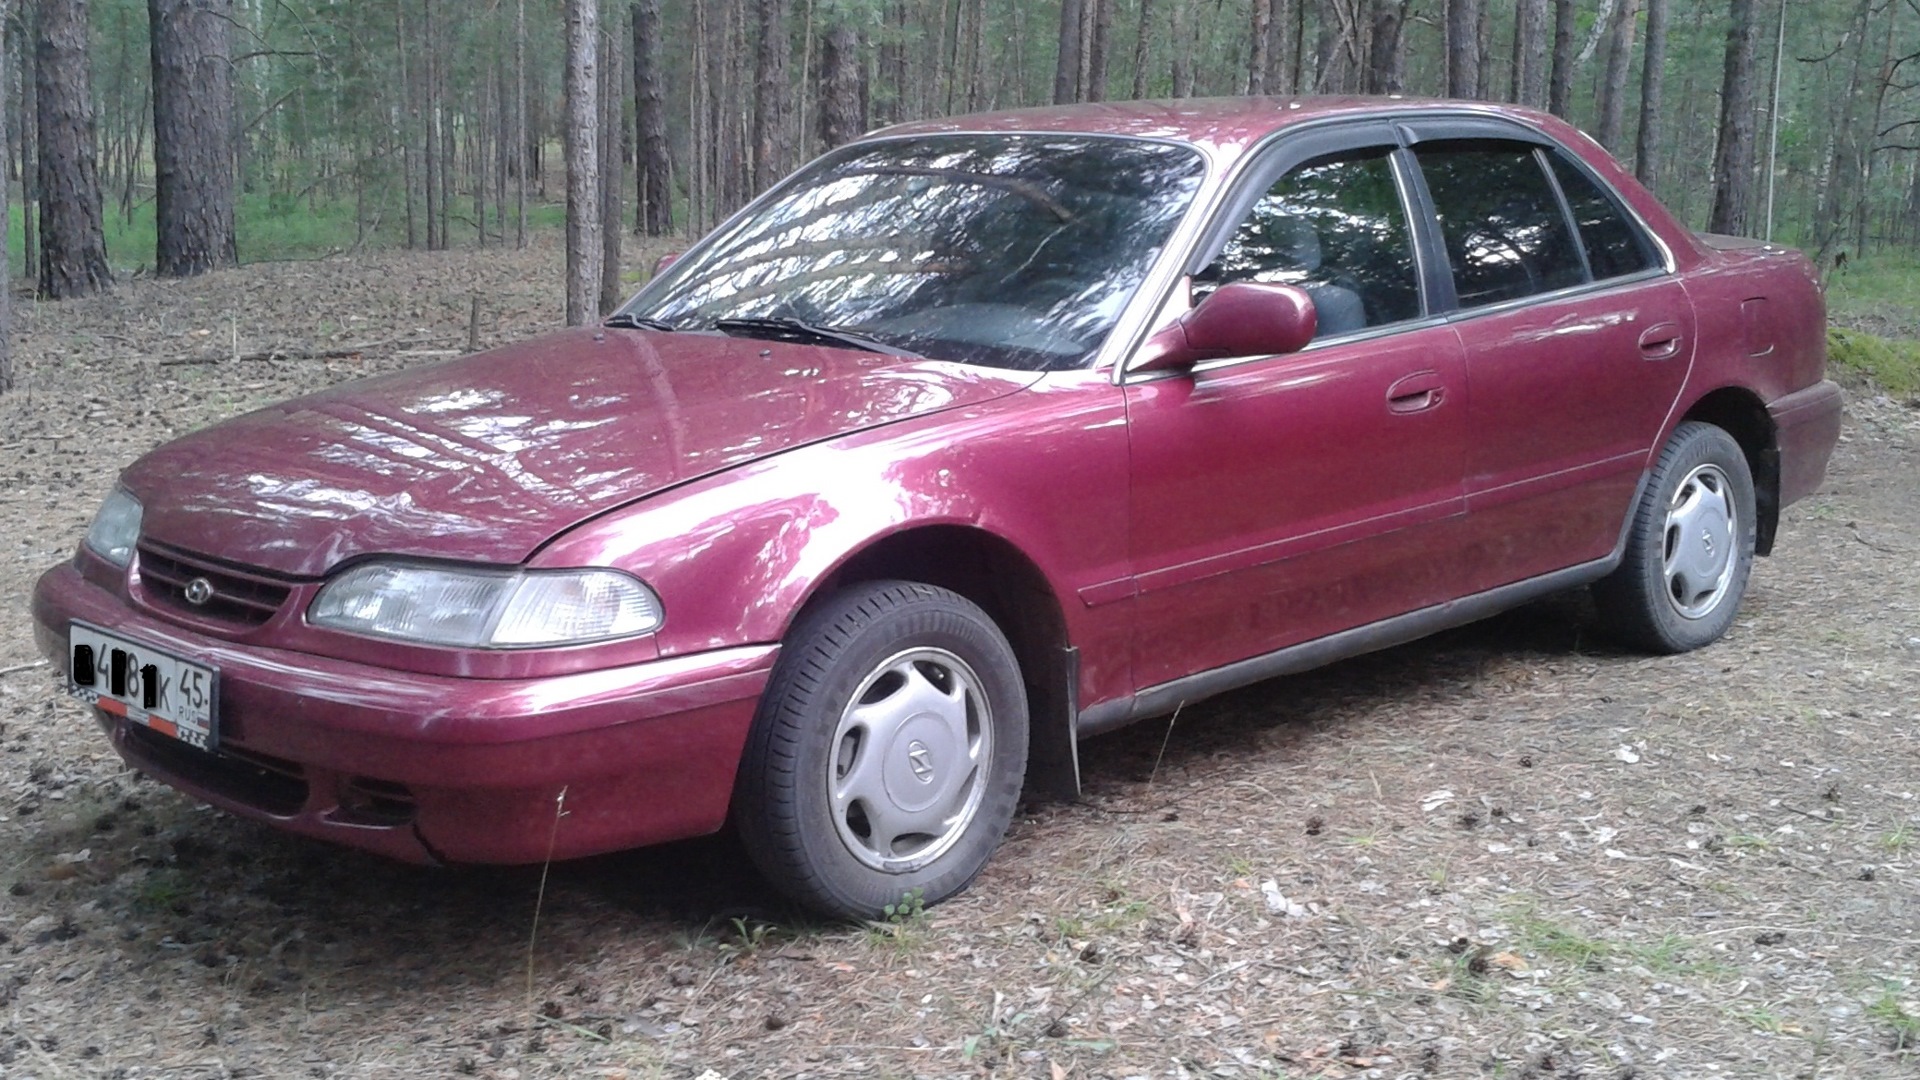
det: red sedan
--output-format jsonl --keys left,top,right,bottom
{"left": 33, "top": 97, "right": 1841, "bottom": 919}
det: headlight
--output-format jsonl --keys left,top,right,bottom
{"left": 84, "top": 489, "right": 143, "bottom": 567}
{"left": 308, "top": 562, "right": 663, "bottom": 648}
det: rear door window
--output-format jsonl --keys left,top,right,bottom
{"left": 1415, "top": 140, "right": 1587, "bottom": 309}
{"left": 1546, "top": 151, "right": 1661, "bottom": 280}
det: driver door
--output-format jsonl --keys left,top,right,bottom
{"left": 1122, "top": 138, "right": 1472, "bottom": 689}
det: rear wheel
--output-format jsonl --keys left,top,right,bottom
{"left": 1593, "top": 421, "right": 1757, "bottom": 653}
{"left": 734, "top": 581, "right": 1028, "bottom": 919}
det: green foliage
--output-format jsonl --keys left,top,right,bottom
{"left": 1826, "top": 328, "right": 1920, "bottom": 397}
{"left": 1867, "top": 987, "right": 1920, "bottom": 1050}
{"left": 881, "top": 887, "right": 926, "bottom": 925}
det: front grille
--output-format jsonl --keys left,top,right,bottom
{"left": 123, "top": 722, "right": 309, "bottom": 816}
{"left": 137, "top": 542, "right": 295, "bottom": 628}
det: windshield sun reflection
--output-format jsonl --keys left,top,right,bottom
{"left": 629, "top": 134, "right": 1206, "bottom": 371}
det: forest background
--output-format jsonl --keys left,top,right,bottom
{"left": 3, "top": 0, "right": 1920, "bottom": 392}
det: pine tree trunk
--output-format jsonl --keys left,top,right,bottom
{"left": 1365, "top": 0, "right": 1408, "bottom": 94}
{"left": 599, "top": 13, "right": 624, "bottom": 316}
{"left": 1446, "top": 0, "right": 1480, "bottom": 98}
{"left": 1512, "top": 0, "right": 1547, "bottom": 107}
{"left": 1708, "top": 0, "right": 1758, "bottom": 236}
{"left": 819, "top": 23, "right": 862, "bottom": 148}
{"left": 1634, "top": 0, "right": 1666, "bottom": 185}
{"left": 1595, "top": 0, "right": 1639, "bottom": 152}
{"left": 1268, "top": 0, "right": 1291, "bottom": 92}
{"left": 35, "top": 0, "right": 112, "bottom": 298}
{"left": 564, "top": 0, "right": 602, "bottom": 326}
{"left": 1054, "top": 0, "right": 1083, "bottom": 103}
{"left": 1130, "top": 0, "right": 1155, "bottom": 98}
{"left": 752, "top": 0, "right": 788, "bottom": 193}
{"left": 1169, "top": 0, "right": 1191, "bottom": 97}
{"left": 632, "top": 0, "right": 671, "bottom": 235}
{"left": 515, "top": 0, "right": 528, "bottom": 248}
{"left": 1085, "top": 0, "right": 1111, "bottom": 101}
{"left": 149, "top": 0, "right": 235, "bottom": 277}
{"left": 1250, "top": 0, "right": 1272, "bottom": 94}
{"left": 1548, "top": 0, "right": 1575, "bottom": 117}
{"left": 1, "top": 0, "right": 12, "bottom": 394}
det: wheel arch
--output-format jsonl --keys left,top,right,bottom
{"left": 1678, "top": 386, "right": 1780, "bottom": 555}
{"left": 799, "top": 524, "right": 1081, "bottom": 801}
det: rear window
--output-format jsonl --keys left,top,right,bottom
{"left": 1416, "top": 140, "right": 1587, "bottom": 309}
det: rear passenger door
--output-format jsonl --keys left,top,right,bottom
{"left": 1404, "top": 126, "right": 1693, "bottom": 592}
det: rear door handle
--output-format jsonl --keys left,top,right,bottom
{"left": 1386, "top": 370, "right": 1447, "bottom": 414}
{"left": 1638, "top": 322, "right": 1683, "bottom": 360}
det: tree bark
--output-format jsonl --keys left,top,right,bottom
{"left": 818, "top": 22, "right": 861, "bottom": 148}
{"left": 1054, "top": 0, "right": 1083, "bottom": 103}
{"left": 751, "top": 0, "right": 788, "bottom": 192}
{"left": 1084, "top": 0, "right": 1111, "bottom": 101}
{"left": 1130, "top": 0, "right": 1155, "bottom": 99}
{"left": 515, "top": 0, "right": 528, "bottom": 247}
{"left": 1250, "top": 0, "right": 1272, "bottom": 94}
{"left": 1634, "top": 0, "right": 1667, "bottom": 185}
{"left": 1548, "top": 0, "right": 1575, "bottom": 117}
{"left": 564, "top": 0, "right": 602, "bottom": 326}
{"left": 1595, "top": 0, "right": 1640, "bottom": 152}
{"left": 148, "top": 0, "right": 235, "bottom": 277}
{"left": 1, "top": 0, "right": 12, "bottom": 394}
{"left": 1708, "top": 0, "right": 1758, "bottom": 236}
{"left": 1365, "top": 0, "right": 1408, "bottom": 94}
{"left": 631, "top": 0, "right": 670, "bottom": 235}
{"left": 599, "top": 10, "right": 624, "bottom": 316}
{"left": 1446, "top": 0, "right": 1480, "bottom": 98}
{"left": 1169, "top": 0, "right": 1191, "bottom": 97}
{"left": 35, "top": 0, "right": 112, "bottom": 298}
{"left": 1512, "top": 0, "right": 1547, "bottom": 107}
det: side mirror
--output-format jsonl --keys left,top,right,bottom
{"left": 1132, "top": 281, "right": 1317, "bottom": 374}
{"left": 652, "top": 251, "right": 683, "bottom": 277}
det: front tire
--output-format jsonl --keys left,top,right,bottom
{"left": 734, "top": 581, "right": 1029, "bottom": 919}
{"left": 1593, "top": 421, "right": 1757, "bottom": 653}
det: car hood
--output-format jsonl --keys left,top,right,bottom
{"left": 123, "top": 328, "right": 1040, "bottom": 576}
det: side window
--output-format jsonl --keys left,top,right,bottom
{"left": 1202, "top": 146, "right": 1421, "bottom": 339}
{"left": 1546, "top": 151, "right": 1660, "bottom": 280}
{"left": 1416, "top": 140, "right": 1586, "bottom": 309}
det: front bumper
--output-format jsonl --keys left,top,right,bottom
{"left": 32, "top": 562, "right": 776, "bottom": 864}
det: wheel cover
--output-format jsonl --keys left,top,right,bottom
{"left": 1661, "top": 463, "right": 1739, "bottom": 620}
{"left": 827, "top": 647, "right": 994, "bottom": 873}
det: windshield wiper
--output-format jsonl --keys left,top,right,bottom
{"left": 604, "top": 312, "right": 679, "bottom": 331}
{"left": 713, "top": 316, "right": 923, "bottom": 358}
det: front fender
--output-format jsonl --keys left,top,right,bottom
{"left": 530, "top": 371, "right": 1134, "bottom": 699}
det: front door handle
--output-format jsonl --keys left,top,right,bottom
{"left": 1386, "top": 370, "right": 1447, "bottom": 414}
{"left": 1638, "top": 322, "right": 1683, "bottom": 360}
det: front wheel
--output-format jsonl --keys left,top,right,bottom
{"left": 1593, "top": 421, "right": 1757, "bottom": 653}
{"left": 734, "top": 581, "right": 1029, "bottom": 919}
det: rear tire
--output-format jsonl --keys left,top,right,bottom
{"left": 734, "top": 581, "right": 1028, "bottom": 920}
{"left": 1593, "top": 421, "right": 1756, "bottom": 654}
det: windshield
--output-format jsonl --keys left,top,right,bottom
{"left": 628, "top": 134, "right": 1208, "bottom": 371}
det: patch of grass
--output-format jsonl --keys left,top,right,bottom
{"left": 1882, "top": 825, "right": 1914, "bottom": 853}
{"left": 1867, "top": 988, "right": 1920, "bottom": 1050}
{"left": 1827, "top": 255, "right": 1920, "bottom": 332}
{"left": 1733, "top": 1006, "right": 1794, "bottom": 1036}
{"left": 8, "top": 192, "right": 568, "bottom": 277}
{"left": 1826, "top": 327, "right": 1920, "bottom": 397}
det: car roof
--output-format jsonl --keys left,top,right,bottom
{"left": 870, "top": 95, "right": 1560, "bottom": 159}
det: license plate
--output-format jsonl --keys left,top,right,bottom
{"left": 67, "top": 621, "right": 218, "bottom": 750}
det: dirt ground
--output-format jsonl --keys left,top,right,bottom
{"left": 1, "top": 239, "right": 1917, "bottom": 1080}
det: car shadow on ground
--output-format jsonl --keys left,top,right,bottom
{"left": 53, "top": 588, "right": 1641, "bottom": 999}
